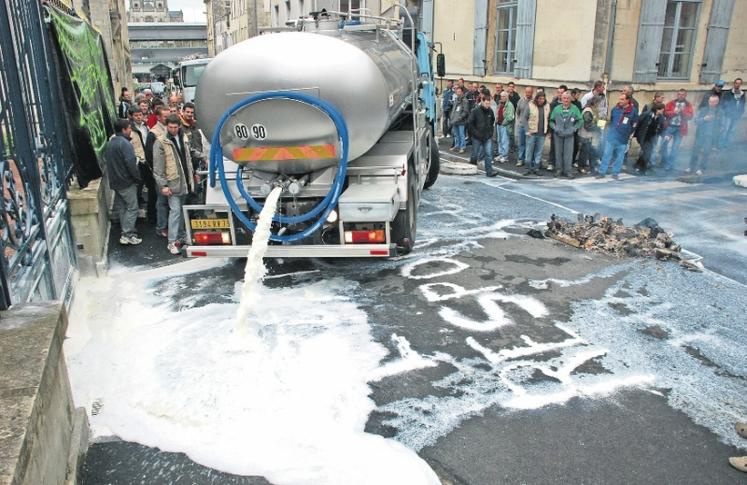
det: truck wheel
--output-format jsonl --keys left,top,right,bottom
{"left": 392, "top": 163, "right": 417, "bottom": 253}
{"left": 424, "top": 133, "right": 439, "bottom": 190}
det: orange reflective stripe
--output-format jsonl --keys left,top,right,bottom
{"left": 233, "top": 144, "right": 337, "bottom": 162}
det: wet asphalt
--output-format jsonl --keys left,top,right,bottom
{"left": 82, "top": 170, "right": 746, "bottom": 484}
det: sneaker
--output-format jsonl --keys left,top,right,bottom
{"left": 612, "top": 174, "right": 620, "bottom": 180}
{"left": 156, "top": 229, "right": 168, "bottom": 238}
{"left": 695, "top": 169, "right": 703, "bottom": 176}
{"left": 516, "top": 160, "right": 524, "bottom": 167}
{"left": 119, "top": 233, "right": 142, "bottom": 245}
{"left": 458, "top": 148, "right": 466, "bottom": 154}
{"left": 546, "top": 164, "right": 554, "bottom": 171}
{"left": 729, "top": 456, "right": 747, "bottom": 473}
{"left": 137, "top": 208, "right": 146, "bottom": 219}
{"left": 572, "top": 162, "right": 578, "bottom": 168}
{"left": 167, "top": 242, "right": 181, "bottom": 255}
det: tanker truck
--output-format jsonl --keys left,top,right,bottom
{"left": 183, "top": 10, "right": 441, "bottom": 258}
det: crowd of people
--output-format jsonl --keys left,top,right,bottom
{"left": 440, "top": 77, "right": 745, "bottom": 179}
{"left": 106, "top": 86, "right": 206, "bottom": 254}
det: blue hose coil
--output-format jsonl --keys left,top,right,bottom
{"left": 208, "top": 92, "right": 349, "bottom": 243}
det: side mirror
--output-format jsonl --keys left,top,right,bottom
{"left": 436, "top": 53, "right": 446, "bottom": 78}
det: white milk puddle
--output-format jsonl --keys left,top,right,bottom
{"left": 65, "top": 188, "right": 439, "bottom": 485}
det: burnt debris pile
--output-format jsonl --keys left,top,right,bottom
{"left": 531, "top": 214, "right": 701, "bottom": 271}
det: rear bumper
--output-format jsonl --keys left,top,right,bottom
{"left": 186, "top": 243, "right": 396, "bottom": 258}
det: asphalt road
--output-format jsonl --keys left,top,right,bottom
{"left": 78, "top": 173, "right": 746, "bottom": 484}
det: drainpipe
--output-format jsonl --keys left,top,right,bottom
{"left": 604, "top": 0, "right": 617, "bottom": 117}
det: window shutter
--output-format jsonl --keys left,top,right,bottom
{"left": 420, "top": 0, "right": 434, "bottom": 44}
{"left": 473, "top": 0, "right": 489, "bottom": 76}
{"left": 633, "top": 0, "right": 667, "bottom": 83}
{"left": 514, "top": 0, "right": 536, "bottom": 79}
{"left": 700, "top": 0, "right": 735, "bottom": 84}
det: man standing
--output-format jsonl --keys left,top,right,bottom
{"left": 546, "top": 85, "right": 568, "bottom": 172}
{"left": 104, "top": 119, "right": 142, "bottom": 245}
{"left": 180, "top": 102, "right": 204, "bottom": 165}
{"left": 596, "top": 93, "right": 638, "bottom": 179}
{"left": 468, "top": 95, "right": 497, "bottom": 177}
{"left": 441, "top": 80, "right": 454, "bottom": 139}
{"left": 449, "top": 86, "right": 469, "bottom": 153}
{"left": 493, "top": 91, "right": 514, "bottom": 163}
{"left": 689, "top": 95, "right": 722, "bottom": 176}
{"left": 661, "top": 89, "right": 694, "bottom": 172}
{"left": 515, "top": 85, "right": 534, "bottom": 168}
{"left": 720, "top": 78, "right": 744, "bottom": 149}
{"left": 550, "top": 92, "right": 583, "bottom": 178}
{"left": 129, "top": 106, "right": 149, "bottom": 212}
{"left": 633, "top": 102, "right": 665, "bottom": 175}
{"left": 466, "top": 82, "right": 480, "bottom": 113}
{"left": 522, "top": 92, "right": 551, "bottom": 176}
{"left": 581, "top": 80, "right": 608, "bottom": 120}
{"left": 117, "top": 88, "right": 131, "bottom": 119}
{"left": 145, "top": 105, "right": 170, "bottom": 231}
{"left": 622, "top": 85, "right": 640, "bottom": 114}
{"left": 506, "top": 82, "right": 520, "bottom": 109}
{"left": 699, "top": 79, "right": 725, "bottom": 108}
{"left": 153, "top": 115, "right": 195, "bottom": 255}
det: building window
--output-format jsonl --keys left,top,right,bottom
{"left": 658, "top": 1, "right": 700, "bottom": 79}
{"left": 494, "top": 0, "right": 517, "bottom": 74}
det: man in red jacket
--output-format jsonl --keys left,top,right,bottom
{"left": 661, "top": 89, "right": 694, "bottom": 172}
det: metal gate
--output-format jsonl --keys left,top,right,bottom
{"left": 0, "top": 0, "right": 77, "bottom": 310}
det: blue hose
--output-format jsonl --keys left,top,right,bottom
{"left": 208, "top": 92, "right": 349, "bottom": 243}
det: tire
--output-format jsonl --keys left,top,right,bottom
{"left": 424, "top": 132, "right": 440, "bottom": 190}
{"left": 392, "top": 161, "right": 417, "bottom": 254}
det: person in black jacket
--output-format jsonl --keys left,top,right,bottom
{"left": 104, "top": 119, "right": 143, "bottom": 245}
{"left": 468, "top": 94, "right": 498, "bottom": 177}
{"left": 633, "top": 102, "right": 665, "bottom": 175}
{"left": 117, "top": 88, "right": 131, "bottom": 119}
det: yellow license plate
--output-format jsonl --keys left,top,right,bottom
{"left": 191, "top": 219, "right": 230, "bottom": 229}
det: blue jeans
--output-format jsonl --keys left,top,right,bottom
{"left": 524, "top": 134, "right": 545, "bottom": 170}
{"left": 452, "top": 123, "right": 466, "bottom": 149}
{"left": 495, "top": 125, "right": 510, "bottom": 158}
{"left": 156, "top": 193, "right": 169, "bottom": 232}
{"left": 598, "top": 140, "right": 628, "bottom": 175}
{"left": 660, "top": 126, "right": 682, "bottom": 171}
{"left": 471, "top": 138, "right": 494, "bottom": 174}
{"left": 166, "top": 194, "right": 187, "bottom": 243}
{"left": 517, "top": 124, "right": 527, "bottom": 161}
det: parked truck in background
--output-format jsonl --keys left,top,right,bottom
{"left": 178, "top": 57, "right": 212, "bottom": 104}
{"left": 184, "top": 9, "right": 442, "bottom": 258}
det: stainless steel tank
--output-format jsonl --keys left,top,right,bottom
{"left": 196, "top": 22, "right": 415, "bottom": 174}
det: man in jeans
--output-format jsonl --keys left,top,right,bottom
{"left": 449, "top": 86, "right": 469, "bottom": 153}
{"left": 441, "top": 79, "right": 454, "bottom": 140}
{"left": 153, "top": 115, "right": 195, "bottom": 254}
{"left": 514, "top": 85, "right": 534, "bottom": 167}
{"left": 662, "top": 89, "right": 694, "bottom": 172}
{"left": 720, "top": 78, "right": 744, "bottom": 149}
{"left": 493, "top": 91, "right": 514, "bottom": 163}
{"left": 550, "top": 91, "right": 583, "bottom": 178}
{"left": 104, "top": 119, "right": 142, "bottom": 245}
{"left": 689, "top": 95, "right": 722, "bottom": 176}
{"left": 468, "top": 95, "right": 497, "bottom": 177}
{"left": 596, "top": 93, "right": 638, "bottom": 180}
{"left": 522, "top": 91, "right": 550, "bottom": 176}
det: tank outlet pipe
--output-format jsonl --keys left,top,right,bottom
{"left": 208, "top": 91, "right": 349, "bottom": 242}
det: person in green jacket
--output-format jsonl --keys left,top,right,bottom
{"left": 493, "top": 91, "right": 515, "bottom": 163}
{"left": 550, "top": 92, "right": 583, "bottom": 178}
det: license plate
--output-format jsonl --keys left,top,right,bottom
{"left": 191, "top": 219, "right": 230, "bottom": 229}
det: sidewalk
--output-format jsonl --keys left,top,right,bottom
{"left": 437, "top": 135, "right": 746, "bottom": 183}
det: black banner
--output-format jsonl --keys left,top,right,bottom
{"left": 48, "top": 6, "right": 116, "bottom": 188}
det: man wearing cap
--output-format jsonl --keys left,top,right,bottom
{"left": 700, "top": 80, "right": 725, "bottom": 109}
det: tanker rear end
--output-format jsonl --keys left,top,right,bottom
{"left": 185, "top": 14, "right": 440, "bottom": 259}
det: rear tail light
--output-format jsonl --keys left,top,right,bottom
{"left": 344, "top": 229, "right": 386, "bottom": 244}
{"left": 193, "top": 231, "right": 231, "bottom": 245}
